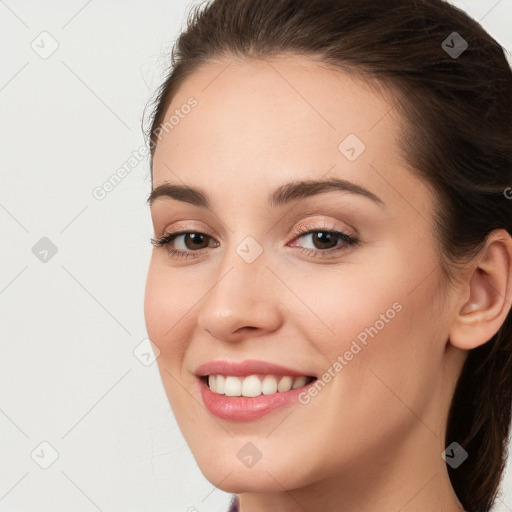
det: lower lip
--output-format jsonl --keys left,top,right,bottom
{"left": 198, "top": 377, "right": 316, "bottom": 421}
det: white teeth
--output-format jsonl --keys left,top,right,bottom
{"left": 215, "top": 374, "right": 225, "bottom": 394}
{"left": 277, "top": 376, "right": 293, "bottom": 392}
{"left": 206, "top": 374, "right": 311, "bottom": 396}
{"left": 224, "top": 376, "right": 242, "bottom": 396}
{"left": 241, "top": 375, "right": 261, "bottom": 397}
{"left": 261, "top": 375, "right": 278, "bottom": 395}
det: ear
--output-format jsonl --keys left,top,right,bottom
{"left": 449, "top": 229, "right": 512, "bottom": 351}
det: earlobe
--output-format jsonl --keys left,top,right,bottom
{"left": 449, "top": 229, "right": 512, "bottom": 351}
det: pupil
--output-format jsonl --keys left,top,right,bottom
{"left": 314, "top": 231, "right": 336, "bottom": 249}
{"left": 186, "top": 233, "right": 208, "bottom": 249}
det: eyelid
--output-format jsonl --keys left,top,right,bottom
{"left": 287, "top": 216, "right": 357, "bottom": 241}
{"left": 158, "top": 220, "right": 217, "bottom": 239}
{"left": 158, "top": 214, "right": 357, "bottom": 241}
{"left": 283, "top": 208, "right": 359, "bottom": 233}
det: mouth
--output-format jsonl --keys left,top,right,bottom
{"left": 197, "top": 373, "right": 319, "bottom": 421}
{"left": 200, "top": 374, "right": 317, "bottom": 397}
{"left": 194, "top": 360, "right": 319, "bottom": 420}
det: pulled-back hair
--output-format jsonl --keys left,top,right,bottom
{"left": 143, "top": 1, "right": 512, "bottom": 510}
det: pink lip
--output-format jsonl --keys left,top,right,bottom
{"left": 194, "top": 360, "right": 317, "bottom": 421}
{"left": 197, "top": 376, "right": 317, "bottom": 421}
{"left": 194, "top": 359, "right": 315, "bottom": 378}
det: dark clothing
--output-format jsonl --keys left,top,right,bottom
{"left": 228, "top": 494, "right": 240, "bottom": 511}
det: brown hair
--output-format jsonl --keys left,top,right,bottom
{"left": 143, "top": 1, "right": 512, "bottom": 510}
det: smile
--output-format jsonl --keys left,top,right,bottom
{"left": 206, "top": 374, "right": 315, "bottom": 397}
{"left": 195, "top": 359, "right": 318, "bottom": 421}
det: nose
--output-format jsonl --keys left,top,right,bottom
{"left": 196, "top": 245, "right": 283, "bottom": 343}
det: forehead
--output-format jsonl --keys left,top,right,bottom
{"left": 151, "top": 56, "right": 430, "bottom": 217}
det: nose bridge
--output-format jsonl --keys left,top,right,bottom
{"left": 196, "top": 235, "right": 282, "bottom": 340}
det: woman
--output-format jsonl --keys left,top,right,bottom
{"left": 143, "top": 0, "right": 512, "bottom": 510}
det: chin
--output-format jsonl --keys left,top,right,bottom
{"left": 192, "top": 448, "right": 315, "bottom": 494}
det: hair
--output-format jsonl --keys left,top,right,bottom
{"left": 143, "top": 1, "right": 512, "bottom": 510}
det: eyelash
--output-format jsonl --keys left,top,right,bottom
{"left": 150, "top": 224, "right": 360, "bottom": 261}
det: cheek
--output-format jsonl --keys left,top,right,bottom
{"left": 345, "top": 297, "right": 442, "bottom": 446}
{"left": 144, "top": 258, "right": 197, "bottom": 349}
{"left": 283, "top": 260, "right": 406, "bottom": 356}
{"left": 143, "top": 260, "right": 200, "bottom": 410}
{"left": 144, "top": 260, "right": 201, "bottom": 424}
{"left": 286, "top": 251, "right": 442, "bottom": 416}
{"left": 144, "top": 263, "right": 169, "bottom": 345}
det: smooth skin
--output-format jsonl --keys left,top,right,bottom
{"left": 144, "top": 55, "right": 512, "bottom": 512}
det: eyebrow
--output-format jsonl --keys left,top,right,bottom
{"left": 147, "top": 177, "right": 384, "bottom": 208}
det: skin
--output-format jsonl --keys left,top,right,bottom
{"left": 144, "top": 55, "right": 512, "bottom": 512}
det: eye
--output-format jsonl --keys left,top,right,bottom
{"left": 288, "top": 226, "right": 360, "bottom": 258}
{"left": 151, "top": 223, "right": 360, "bottom": 261}
{"left": 151, "top": 231, "right": 218, "bottom": 260}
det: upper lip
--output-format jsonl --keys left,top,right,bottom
{"left": 195, "top": 359, "right": 316, "bottom": 378}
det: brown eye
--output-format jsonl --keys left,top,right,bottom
{"left": 287, "top": 226, "right": 360, "bottom": 259}
{"left": 310, "top": 231, "right": 339, "bottom": 250}
{"left": 182, "top": 233, "right": 211, "bottom": 250}
{"left": 151, "top": 230, "right": 219, "bottom": 259}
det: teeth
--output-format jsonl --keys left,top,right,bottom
{"left": 291, "top": 376, "right": 307, "bottom": 389}
{"left": 224, "top": 376, "right": 242, "bottom": 396}
{"left": 207, "top": 374, "right": 311, "bottom": 397}
{"left": 277, "top": 376, "right": 293, "bottom": 392}
{"left": 241, "top": 375, "right": 261, "bottom": 397}
{"left": 215, "top": 375, "right": 225, "bottom": 394}
{"left": 261, "top": 374, "right": 278, "bottom": 395}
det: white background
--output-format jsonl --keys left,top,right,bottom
{"left": 1, "top": 1, "right": 511, "bottom": 511}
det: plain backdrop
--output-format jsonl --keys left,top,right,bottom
{"left": 1, "top": 1, "right": 511, "bottom": 511}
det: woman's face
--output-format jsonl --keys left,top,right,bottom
{"left": 144, "top": 56, "right": 461, "bottom": 495}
